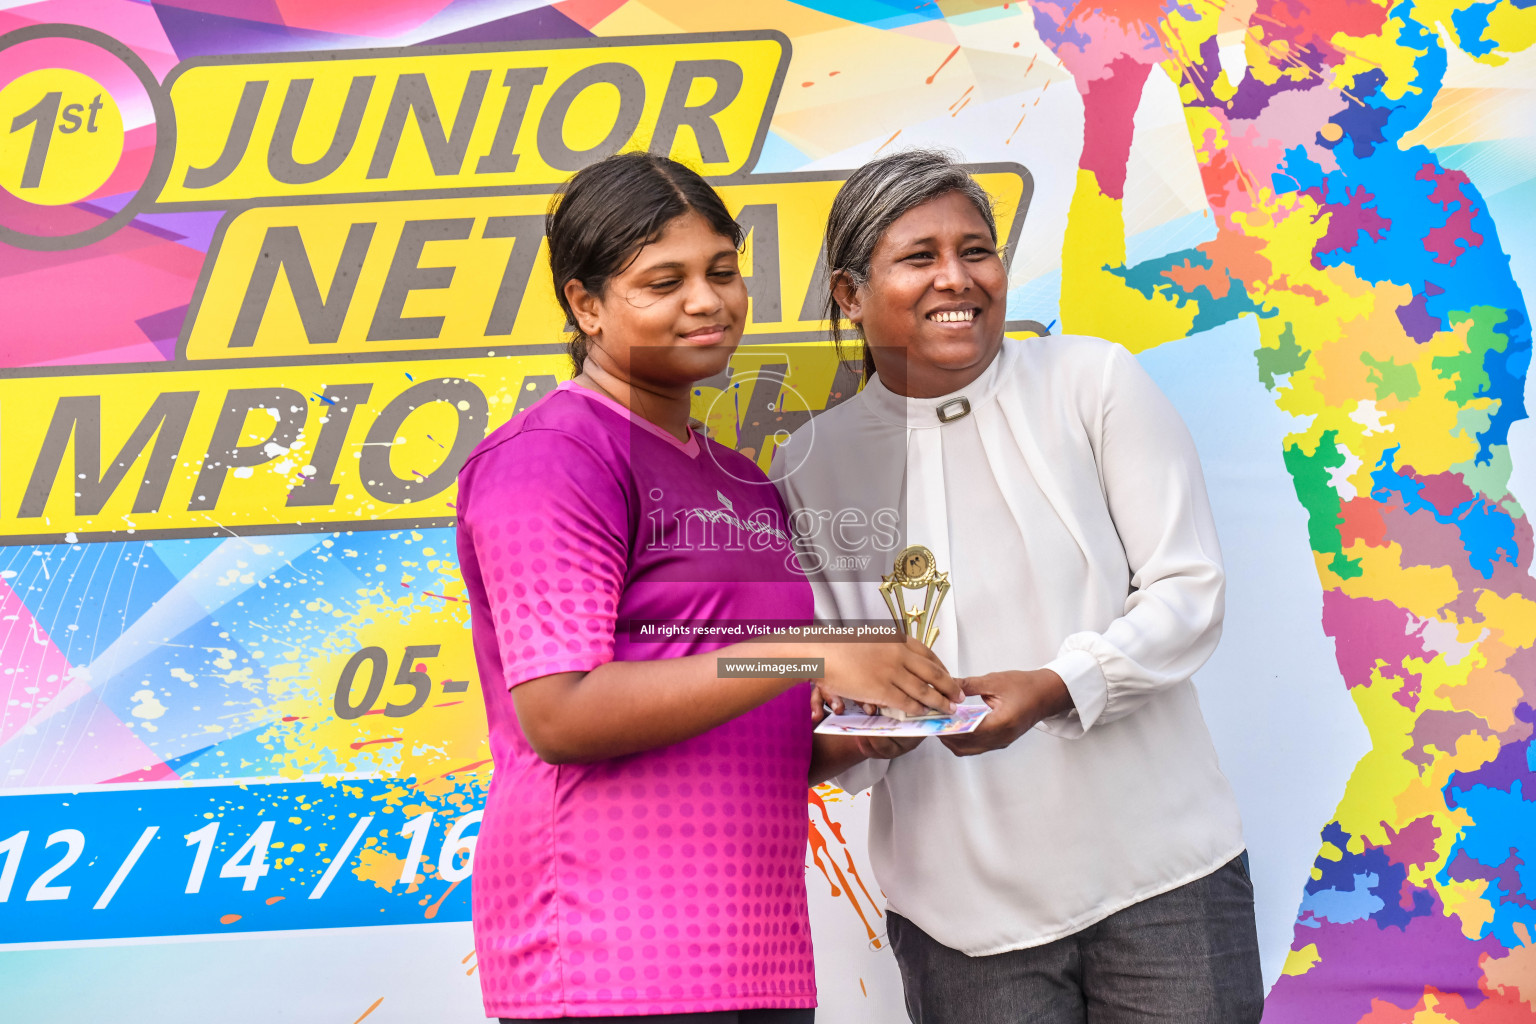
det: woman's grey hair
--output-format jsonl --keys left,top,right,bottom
{"left": 823, "top": 149, "right": 999, "bottom": 378}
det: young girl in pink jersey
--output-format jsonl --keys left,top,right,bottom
{"left": 456, "top": 153, "right": 959, "bottom": 1023}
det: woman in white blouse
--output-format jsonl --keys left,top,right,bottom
{"left": 775, "top": 151, "right": 1264, "bottom": 1023}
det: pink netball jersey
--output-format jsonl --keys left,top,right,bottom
{"left": 455, "top": 382, "right": 817, "bottom": 1018}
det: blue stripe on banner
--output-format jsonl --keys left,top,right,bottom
{"left": 0, "top": 777, "right": 482, "bottom": 944}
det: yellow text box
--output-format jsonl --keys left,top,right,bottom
{"left": 1, "top": 344, "right": 897, "bottom": 544}
{"left": 1, "top": 354, "right": 560, "bottom": 543}
{"left": 157, "top": 33, "right": 787, "bottom": 206}
{"left": 181, "top": 168, "right": 1032, "bottom": 359}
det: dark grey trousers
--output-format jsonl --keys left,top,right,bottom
{"left": 887, "top": 856, "right": 1264, "bottom": 1023}
{"left": 501, "top": 1012, "right": 813, "bottom": 1023}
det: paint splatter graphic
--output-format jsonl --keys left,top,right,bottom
{"left": 1029, "top": 0, "right": 1536, "bottom": 1016}
{"left": 2, "top": 1, "right": 1534, "bottom": 1018}
{"left": 810, "top": 784, "right": 888, "bottom": 949}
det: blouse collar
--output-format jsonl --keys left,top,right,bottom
{"left": 860, "top": 338, "right": 1014, "bottom": 429}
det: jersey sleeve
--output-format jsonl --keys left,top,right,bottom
{"left": 458, "top": 428, "right": 631, "bottom": 688}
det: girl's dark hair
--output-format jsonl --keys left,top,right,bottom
{"left": 822, "top": 149, "right": 999, "bottom": 379}
{"left": 547, "top": 152, "right": 745, "bottom": 375}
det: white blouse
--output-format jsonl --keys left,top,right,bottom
{"left": 771, "top": 334, "right": 1246, "bottom": 956}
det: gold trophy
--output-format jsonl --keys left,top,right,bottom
{"left": 876, "top": 544, "right": 953, "bottom": 720}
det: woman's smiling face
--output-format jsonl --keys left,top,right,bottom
{"left": 839, "top": 190, "right": 1008, "bottom": 398}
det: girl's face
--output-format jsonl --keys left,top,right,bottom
{"left": 837, "top": 191, "right": 1008, "bottom": 398}
{"left": 566, "top": 210, "right": 748, "bottom": 390}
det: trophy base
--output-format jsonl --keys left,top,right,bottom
{"left": 876, "top": 706, "right": 949, "bottom": 721}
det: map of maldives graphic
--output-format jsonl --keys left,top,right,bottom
{"left": 1032, "top": 0, "right": 1536, "bottom": 1018}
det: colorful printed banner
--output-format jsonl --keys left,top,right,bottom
{"left": 1, "top": 3, "right": 1534, "bottom": 1024}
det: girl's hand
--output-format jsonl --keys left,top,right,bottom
{"left": 856, "top": 735, "right": 924, "bottom": 760}
{"left": 807, "top": 726, "right": 924, "bottom": 786}
{"left": 820, "top": 637, "right": 962, "bottom": 717}
{"left": 810, "top": 684, "right": 845, "bottom": 724}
